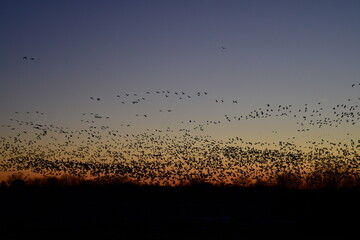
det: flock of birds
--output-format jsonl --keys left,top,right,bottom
{"left": 87, "top": 85, "right": 360, "bottom": 133}
{"left": 1, "top": 81, "right": 360, "bottom": 187}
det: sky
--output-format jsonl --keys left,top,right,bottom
{"left": 1, "top": 1, "right": 360, "bottom": 181}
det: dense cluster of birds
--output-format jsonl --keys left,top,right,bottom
{"left": 1, "top": 82, "right": 360, "bottom": 187}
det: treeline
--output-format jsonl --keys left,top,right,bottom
{"left": 3, "top": 171, "right": 360, "bottom": 190}
{"left": 2, "top": 172, "right": 360, "bottom": 237}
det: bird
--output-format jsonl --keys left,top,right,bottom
{"left": 2, "top": 86, "right": 359, "bottom": 189}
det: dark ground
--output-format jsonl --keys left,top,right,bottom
{"left": 1, "top": 183, "right": 359, "bottom": 239}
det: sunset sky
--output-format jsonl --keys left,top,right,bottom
{"left": 1, "top": 0, "right": 360, "bottom": 178}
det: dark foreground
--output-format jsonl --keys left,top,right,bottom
{"left": 1, "top": 183, "right": 360, "bottom": 239}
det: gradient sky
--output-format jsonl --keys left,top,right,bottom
{"left": 1, "top": 0, "right": 360, "bottom": 151}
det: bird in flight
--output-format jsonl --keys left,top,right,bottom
{"left": 23, "top": 56, "right": 35, "bottom": 60}
{"left": 221, "top": 46, "right": 226, "bottom": 50}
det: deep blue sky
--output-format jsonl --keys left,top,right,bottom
{"left": 1, "top": 0, "right": 360, "bottom": 143}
